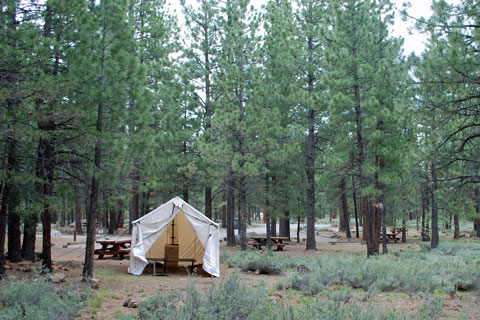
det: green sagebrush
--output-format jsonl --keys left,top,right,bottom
{"left": 225, "top": 242, "right": 480, "bottom": 296}
{"left": 0, "top": 280, "right": 89, "bottom": 320}
{"left": 121, "top": 272, "right": 448, "bottom": 320}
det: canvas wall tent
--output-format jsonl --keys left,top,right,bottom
{"left": 128, "top": 197, "right": 220, "bottom": 277}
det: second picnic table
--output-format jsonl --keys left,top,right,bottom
{"left": 248, "top": 236, "right": 289, "bottom": 251}
{"left": 380, "top": 233, "right": 399, "bottom": 243}
{"left": 95, "top": 239, "right": 131, "bottom": 259}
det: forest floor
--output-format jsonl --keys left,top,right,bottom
{"left": 2, "top": 226, "right": 480, "bottom": 319}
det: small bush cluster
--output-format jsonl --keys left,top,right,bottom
{"left": 129, "top": 273, "right": 447, "bottom": 320}
{"left": 136, "top": 273, "right": 275, "bottom": 320}
{"left": 225, "top": 241, "right": 480, "bottom": 296}
{"left": 223, "top": 250, "right": 310, "bottom": 275}
{"left": 0, "top": 280, "right": 88, "bottom": 320}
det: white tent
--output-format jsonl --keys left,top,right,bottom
{"left": 128, "top": 197, "right": 220, "bottom": 277}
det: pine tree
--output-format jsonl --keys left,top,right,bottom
{"left": 326, "top": 0, "right": 408, "bottom": 256}
{"left": 75, "top": 0, "right": 139, "bottom": 279}
{"left": 207, "top": 0, "right": 260, "bottom": 250}
{"left": 261, "top": 0, "right": 303, "bottom": 246}
{"left": 413, "top": 0, "right": 480, "bottom": 240}
{"left": 181, "top": 0, "right": 221, "bottom": 219}
{"left": 292, "top": 0, "right": 330, "bottom": 250}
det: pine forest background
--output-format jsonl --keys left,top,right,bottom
{"left": 0, "top": 0, "right": 479, "bottom": 278}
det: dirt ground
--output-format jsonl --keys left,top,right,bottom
{"left": 2, "top": 229, "right": 480, "bottom": 319}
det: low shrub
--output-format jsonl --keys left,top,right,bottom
{"left": 138, "top": 272, "right": 276, "bottom": 320}
{"left": 132, "top": 273, "right": 446, "bottom": 320}
{"left": 226, "top": 242, "right": 480, "bottom": 296}
{"left": 0, "top": 280, "right": 88, "bottom": 320}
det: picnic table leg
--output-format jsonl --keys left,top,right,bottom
{"left": 164, "top": 260, "right": 167, "bottom": 274}
{"left": 98, "top": 244, "right": 107, "bottom": 259}
{"left": 113, "top": 246, "right": 118, "bottom": 258}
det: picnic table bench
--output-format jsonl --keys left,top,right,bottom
{"left": 94, "top": 239, "right": 131, "bottom": 259}
{"left": 248, "top": 236, "right": 289, "bottom": 251}
{"left": 147, "top": 257, "right": 196, "bottom": 275}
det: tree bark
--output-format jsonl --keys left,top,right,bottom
{"left": 381, "top": 198, "right": 388, "bottom": 254}
{"left": 305, "top": 33, "right": 316, "bottom": 251}
{"left": 475, "top": 186, "right": 480, "bottom": 238}
{"left": 297, "top": 215, "right": 300, "bottom": 243}
{"left": 203, "top": 12, "right": 213, "bottom": 220}
{"left": 339, "top": 177, "right": 351, "bottom": 239}
{"left": 221, "top": 192, "right": 226, "bottom": 228}
{"left": 430, "top": 163, "right": 439, "bottom": 249}
{"left": 306, "top": 106, "right": 316, "bottom": 250}
{"left": 129, "top": 165, "right": 139, "bottom": 233}
{"left": 279, "top": 210, "right": 290, "bottom": 240}
{"left": 352, "top": 175, "right": 359, "bottom": 238}
{"left": 453, "top": 213, "right": 459, "bottom": 239}
{"left": 205, "top": 186, "right": 212, "bottom": 219}
{"left": 22, "top": 213, "right": 37, "bottom": 262}
{"left": 265, "top": 173, "right": 272, "bottom": 249}
{"left": 239, "top": 174, "right": 247, "bottom": 251}
{"left": 271, "top": 216, "right": 277, "bottom": 237}
{"left": 226, "top": 171, "right": 235, "bottom": 246}
{"left": 0, "top": 183, "right": 10, "bottom": 278}
{"left": 421, "top": 186, "right": 427, "bottom": 240}
{"left": 74, "top": 188, "right": 83, "bottom": 235}
{"left": 108, "top": 206, "right": 116, "bottom": 235}
{"left": 7, "top": 189, "right": 21, "bottom": 262}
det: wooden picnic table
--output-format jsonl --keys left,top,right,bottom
{"left": 248, "top": 236, "right": 289, "bottom": 251}
{"left": 94, "top": 239, "right": 131, "bottom": 259}
{"left": 380, "top": 233, "right": 399, "bottom": 243}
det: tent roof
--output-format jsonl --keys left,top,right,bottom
{"left": 132, "top": 197, "right": 219, "bottom": 227}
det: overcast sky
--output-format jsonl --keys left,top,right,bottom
{"left": 165, "top": 0, "right": 441, "bottom": 56}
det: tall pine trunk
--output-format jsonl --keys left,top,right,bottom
{"left": 352, "top": 174, "right": 359, "bottom": 238}
{"left": 421, "top": 185, "right": 428, "bottom": 240}
{"left": 239, "top": 174, "right": 247, "bottom": 251}
{"left": 7, "top": 189, "right": 21, "bottom": 263}
{"left": 221, "top": 193, "right": 226, "bottom": 228}
{"left": 430, "top": 163, "right": 439, "bottom": 249}
{"left": 226, "top": 171, "right": 235, "bottom": 246}
{"left": 74, "top": 184, "right": 83, "bottom": 235}
{"left": 0, "top": 181, "right": 11, "bottom": 277}
{"left": 454, "top": 213, "right": 459, "bottom": 239}
{"left": 352, "top": 37, "right": 374, "bottom": 256}
{"left": 205, "top": 187, "right": 212, "bottom": 219}
{"left": 265, "top": 173, "right": 272, "bottom": 249}
{"left": 22, "top": 212, "right": 37, "bottom": 261}
{"left": 339, "top": 177, "right": 351, "bottom": 239}
{"left": 36, "top": 118, "right": 58, "bottom": 271}
{"left": 3, "top": 0, "right": 21, "bottom": 264}
{"left": 203, "top": 25, "right": 213, "bottom": 220}
{"left": 279, "top": 210, "right": 290, "bottom": 240}
{"left": 475, "top": 186, "right": 480, "bottom": 238}
{"left": 128, "top": 164, "right": 139, "bottom": 233}
{"left": 83, "top": 11, "right": 107, "bottom": 277}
